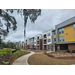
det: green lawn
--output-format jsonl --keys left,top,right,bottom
{"left": 11, "top": 49, "right": 16, "bottom": 51}
{"left": 0, "top": 48, "right": 16, "bottom": 55}
{"left": 0, "top": 49, "right": 7, "bottom": 55}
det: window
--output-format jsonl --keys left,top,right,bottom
{"left": 59, "top": 36, "right": 65, "bottom": 42}
{"left": 60, "top": 44, "right": 68, "bottom": 50}
{"left": 47, "top": 32, "right": 50, "bottom": 36}
{"left": 59, "top": 29, "right": 61, "bottom": 34}
{"left": 37, "top": 37, "right": 39, "bottom": 40}
{"left": 54, "top": 38, "right": 56, "bottom": 41}
{"left": 62, "top": 36, "right": 65, "bottom": 41}
{"left": 44, "top": 34, "right": 46, "bottom": 38}
{"left": 59, "top": 37, "right": 62, "bottom": 42}
{"left": 48, "top": 39, "right": 51, "bottom": 42}
{"left": 62, "top": 28, "right": 64, "bottom": 33}
{"left": 54, "top": 31, "right": 56, "bottom": 35}
{"left": 73, "top": 24, "right": 75, "bottom": 31}
{"left": 59, "top": 28, "right": 64, "bottom": 34}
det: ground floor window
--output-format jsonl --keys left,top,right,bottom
{"left": 60, "top": 44, "right": 68, "bottom": 50}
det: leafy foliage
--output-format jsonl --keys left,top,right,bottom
{"left": 0, "top": 9, "right": 17, "bottom": 38}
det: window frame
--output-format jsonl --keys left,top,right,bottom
{"left": 59, "top": 36, "right": 65, "bottom": 42}
{"left": 54, "top": 38, "right": 56, "bottom": 41}
{"left": 73, "top": 24, "right": 75, "bottom": 31}
{"left": 59, "top": 28, "right": 64, "bottom": 34}
{"left": 62, "top": 28, "right": 64, "bottom": 33}
{"left": 47, "top": 32, "right": 50, "bottom": 36}
{"left": 59, "top": 29, "right": 62, "bottom": 34}
{"left": 54, "top": 31, "right": 56, "bottom": 35}
{"left": 59, "top": 37, "right": 62, "bottom": 42}
{"left": 48, "top": 39, "right": 51, "bottom": 42}
{"left": 62, "top": 36, "right": 65, "bottom": 42}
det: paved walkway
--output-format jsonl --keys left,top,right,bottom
{"left": 12, "top": 51, "right": 35, "bottom": 65}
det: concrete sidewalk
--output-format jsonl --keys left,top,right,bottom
{"left": 12, "top": 51, "right": 35, "bottom": 65}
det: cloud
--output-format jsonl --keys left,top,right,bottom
{"left": 2, "top": 9, "right": 75, "bottom": 42}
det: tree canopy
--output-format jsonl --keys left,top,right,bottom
{"left": 0, "top": 9, "right": 41, "bottom": 39}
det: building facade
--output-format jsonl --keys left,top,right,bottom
{"left": 36, "top": 34, "right": 42, "bottom": 50}
{"left": 52, "top": 16, "right": 75, "bottom": 52}
{"left": 42, "top": 29, "right": 54, "bottom": 51}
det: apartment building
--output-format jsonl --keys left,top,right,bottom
{"left": 52, "top": 30, "right": 57, "bottom": 51}
{"left": 21, "top": 41, "right": 24, "bottom": 49}
{"left": 42, "top": 29, "right": 54, "bottom": 51}
{"left": 52, "top": 16, "right": 75, "bottom": 52}
{"left": 25, "top": 38, "right": 30, "bottom": 50}
{"left": 36, "top": 34, "right": 42, "bottom": 50}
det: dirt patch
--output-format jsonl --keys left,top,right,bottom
{"left": 28, "top": 54, "right": 75, "bottom": 65}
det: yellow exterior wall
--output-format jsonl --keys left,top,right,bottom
{"left": 54, "top": 35, "right": 56, "bottom": 38}
{"left": 59, "top": 24, "right": 75, "bottom": 42}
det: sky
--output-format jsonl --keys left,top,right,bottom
{"left": 1, "top": 9, "right": 75, "bottom": 42}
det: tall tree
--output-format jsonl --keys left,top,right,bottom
{"left": 0, "top": 9, "right": 41, "bottom": 50}
{"left": 0, "top": 9, "right": 17, "bottom": 39}
{"left": 6, "top": 9, "right": 41, "bottom": 50}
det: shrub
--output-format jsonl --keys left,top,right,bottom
{"left": 17, "top": 47, "right": 20, "bottom": 50}
{"left": 24, "top": 47, "right": 25, "bottom": 50}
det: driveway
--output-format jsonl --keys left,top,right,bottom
{"left": 12, "top": 51, "right": 35, "bottom": 65}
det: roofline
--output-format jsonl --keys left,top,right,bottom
{"left": 52, "top": 30, "right": 55, "bottom": 32}
{"left": 42, "top": 28, "right": 54, "bottom": 33}
{"left": 34, "top": 34, "right": 42, "bottom": 36}
{"left": 55, "top": 16, "right": 75, "bottom": 28}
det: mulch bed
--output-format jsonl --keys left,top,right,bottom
{"left": 45, "top": 52, "right": 75, "bottom": 59}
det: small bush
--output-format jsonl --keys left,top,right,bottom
{"left": 18, "top": 47, "right": 20, "bottom": 50}
{"left": 24, "top": 47, "right": 25, "bottom": 50}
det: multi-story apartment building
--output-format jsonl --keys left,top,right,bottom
{"left": 25, "top": 38, "right": 30, "bottom": 49}
{"left": 21, "top": 41, "right": 24, "bottom": 49}
{"left": 36, "top": 34, "right": 42, "bottom": 50}
{"left": 52, "top": 16, "right": 75, "bottom": 52}
{"left": 42, "top": 29, "right": 54, "bottom": 51}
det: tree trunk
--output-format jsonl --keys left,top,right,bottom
{"left": 24, "top": 16, "right": 27, "bottom": 50}
{"left": 0, "top": 36, "right": 1, "bottom": 47}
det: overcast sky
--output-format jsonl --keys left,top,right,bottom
{"left": 1, "top": 9, "right": 75, "bottom": 42}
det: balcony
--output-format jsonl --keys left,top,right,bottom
{"left": 43, "top": 34, "right": 46, "bottom": 38}
{"left": 37, "top": 37, "right": 39, "bottom": 40}
{"left": 37, "top": 41, "right": 39, "bottom": 44}
{"left": 44, "top": 40, "right": 46, "bottom": 45}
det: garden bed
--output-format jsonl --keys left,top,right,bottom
{"left": 0, "top": 50, "right": 30, "bottom": 65}
{"left": 45, "top": 52, "right": 75, "bottom": 59}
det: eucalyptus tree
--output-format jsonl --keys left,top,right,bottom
{"left": 0, "top": 9, "right": 17, "bottom": 39}
{"left": 0, "top": 9, "right": 41, "bottom": 50}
